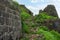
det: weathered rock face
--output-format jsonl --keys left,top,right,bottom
{"left": 43, "top": 5, "right": 58, "bottom": 17}
{"left": 0, "top": 0, "right": 22, "bottom": 40}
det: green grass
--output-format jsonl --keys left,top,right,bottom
{"left": 37, "top": 28, "right": 60, "bottom": 40}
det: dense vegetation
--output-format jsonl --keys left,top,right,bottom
{"left": 20, "top": 5, "right": 60, "bottom": 40}
{"left": 13, "top": 1, "right": 60, "bottom": 40}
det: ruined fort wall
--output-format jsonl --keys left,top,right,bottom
{"left": 0, "top": 0, "right": 21, "bottom": 40}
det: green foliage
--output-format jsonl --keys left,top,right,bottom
{"left": 20, "top": 5, "right": 32, "bottom": 20}
{"left": 21, "top": 10, "right": 59, "bottom": 40}
{"left": 37, "top": 29, "right": 54, "bottom": 40}
{"left": 50, "top": 30, "right": 60, "bottom": 40}
{"left": 35, "top": 12, "right": 57, "bottom": 22}
{"left": 21, "top": 12, "right": 31, "bottom": 20}
{"left": 22, "top": 22, "right": 30, "bottom": 33}
{"left": 39, "top": 12, "right": 57, "bottom": 20}
{"left": 13, "top": 2, "right": 60, "bottom": 40}
{"left": 29, "top": 21, "right": 35, "bottom": 27}
{"left": 39, "top": 26, "right": 49, "bottom": 31}
{"left": 21, "top": 11, "right": 59, "bottom": 40}
{"left": 34, "top": 12, "right": 58, "bottom": 27}
{"left": 37, "top": 28, "right": 60, "bottom": 40}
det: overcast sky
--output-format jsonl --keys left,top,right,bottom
{"left": 16, "top": 0, "right": 60, "bottom": 17}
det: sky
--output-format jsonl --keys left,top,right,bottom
{"left": 16, "top": 0, "right": 60, "bottom": 17}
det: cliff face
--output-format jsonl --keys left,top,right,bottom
{"left": 43, "top": 5, "right": 58, "bottom": 18}
{"left": 0, "top": 0, "right": 22, "bottom": 40}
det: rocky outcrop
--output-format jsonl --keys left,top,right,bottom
{"left": 38, "top": 5, "right": 60, "bottom": 33}
{"left": 0, "top": 0, "right": 22, "bottom": 40}
{"left": 43, "top": 5, "right": 60, "bottom": 32}
{"left": 43, "top": 5, "right": 58, "bottom": 18}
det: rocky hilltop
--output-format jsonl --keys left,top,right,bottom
{"left": 39, "top": 5, "right": 60, "bottom": 32}
{"left": 43, "top": 5, "right": 58, "bottom": 17}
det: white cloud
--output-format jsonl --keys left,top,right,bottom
{"left": 30, "top": 0, "right": 56, "bottom": 3}
{"left": 56, "top": 8, "right": 60, "bottom": 18}
{"left": 30, "top": 0, "right": 49, "bottom": 3}
{"left": 16, "top": 0, "right": 60, "bottom": 17}
{"left": 26, "top": 6, "right": 39, "bottom": 15}
{"left": 28, "top": 0, "right": 60, "bottom": 17}
{"left": 30, "top": 0, "right": 39, "bottom": 3}
{"left": 26, "top": 5, "right": 47, "bottom": 15}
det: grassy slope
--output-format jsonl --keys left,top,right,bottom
{"left": 20, "top": 6, "right": 60, "bottom": 40}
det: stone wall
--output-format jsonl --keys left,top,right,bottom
{"left": 0, "top": 0, "right": 22, "bottom": 40}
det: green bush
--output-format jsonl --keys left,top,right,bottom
{"left": 22, "top": 22, "right": 30, "bottom": 33}
{"left": 21, "top": 12, "right": 31, "bottom": 20}
{"left": 50, "top": 30, "right": 60, "bottom": 40}
{"left": 36, "top": 28, "right": 60, "bottom": 40}
{"left": 39, "top": 26, "right": 49, "bottom": 31}
{"left": 35, "top": 12, "right": 58, "bottom": 23}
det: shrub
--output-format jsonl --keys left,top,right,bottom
{"left": 22, "top": 22, "right": 30, "bottom": 33}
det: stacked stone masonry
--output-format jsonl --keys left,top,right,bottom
{"left": 0, "top": 0, "right": 21, "bottom": 40}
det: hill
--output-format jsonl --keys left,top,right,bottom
{"left": 12, "top": 1, "right": 60, "bottom": 40}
